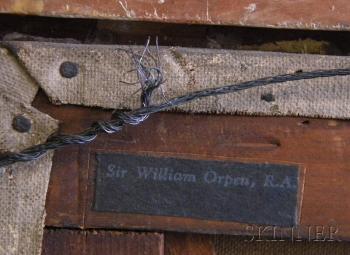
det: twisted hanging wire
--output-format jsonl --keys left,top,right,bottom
{"left": 1, "top": 40, "right": 350, "bottom": 167}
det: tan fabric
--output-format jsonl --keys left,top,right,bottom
{"left": 0, "top": 154, "right": 54, "bottom": 255}
{"left": 0, "top": 94, "right": 58, "bottom": 153}
{"left": 8, "top": 41, "right": 350, "bottom": 119}
{"left": 0, "top": 48, "right": 38, "bottom": 104}
{"left": 0, "top": 48, "right": 58, "bottom": 255}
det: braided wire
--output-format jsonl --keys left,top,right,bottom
{"left": 1, "top": 52, "right": 350, "bottom": 167}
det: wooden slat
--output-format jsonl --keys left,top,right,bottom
{"left": 165, "top": 233, "right": 215, "bottom": 255}
{"left": 42, "top": 229, "right": 164, "bottom": 255}
{"left": 166, "top": 233, "right": 350, "bottom": 255}
{"left": 212, "top": 235, "right": 350, "bottom": 254}
{"left": 1, "top": 0, "right": 350, "bottom": 30}
{"left": 33, "top": 92, "right": 350, "bottom": 240}
{"left": 42, "top": 229, "right": 85, "bottom": 255}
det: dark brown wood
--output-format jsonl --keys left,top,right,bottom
{"left": 165, "top": 233, "right": 215, "bottom": 255}
{"left": 33, "top": 92, "right": 350, "bottom": 240}
{"left": 42, "top": 229, "right": 164, "bottom": 255}
{"left": 212, "top": 235, "right": 350, "bottom": 255}
{"left": 165, "top": 233, "right": 350, "bottom": 255}
{"left": 1, "top": 0, "right": 350, "bottom": 31}
{"left": 42, "top": 229, "right": 85, "bottom": 255}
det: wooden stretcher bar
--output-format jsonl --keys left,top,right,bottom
{"left": 42, "top": 229, "right": 164, "bottom": 255}
{"left": 1, "top": 0, "right": 350, "bottom": 31}
{"left": 34, "top": 92, "right": 350, "bottom": 241}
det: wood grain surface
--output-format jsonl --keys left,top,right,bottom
{"left": 33, "top": 92, "right": 350, "bottom": 240}
{"left": 1, "top": 0, "right": 350, "bottom": 30}
{"left": 42, "top": 229, "right": 164, "bottom": 255}
{"left": 166, "top": 233, "right": 350, "bottom": 255}
{"left": 165, "top": 233, "right": 215, "bottom": 255}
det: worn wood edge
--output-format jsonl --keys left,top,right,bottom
{"left": 1, "top": 1, "right": 350, "bottom": 31}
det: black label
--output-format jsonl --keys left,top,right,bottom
{"left": 94, "top": 153, "right": 300, "bottom": 227}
